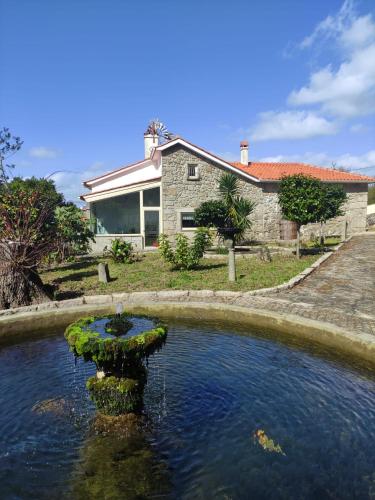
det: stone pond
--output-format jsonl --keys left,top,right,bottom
{"left": 0, "top": 313, "right": 374, "bottom": 499}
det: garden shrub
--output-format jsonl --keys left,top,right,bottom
{"left": 158, "top": 227, "right": 212, "bottom": 270}
{"left": 104, "top": 239, "right": 134, "bottom": 263}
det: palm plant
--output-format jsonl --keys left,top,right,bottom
{"left": 194, "top": 173, "right": 256, "bottom": 282}
{"left": 218, "top": 173, "right": 255, "bottom": 245}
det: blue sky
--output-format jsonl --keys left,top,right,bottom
{"left": 1, "top": 0, "right": 374, "bottom": 203}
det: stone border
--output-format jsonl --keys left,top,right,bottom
{"left": 0, "top": 240, "right": 349, "bottom": 319}
{"left": 0, "top": 301, "right": 374, "bottom": 367}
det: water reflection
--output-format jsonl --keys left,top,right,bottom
{"left": 71, "top": 414, "right": 170, "bottom": 500}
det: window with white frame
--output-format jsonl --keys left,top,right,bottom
{"left": 92, "top": 192, "right": 140, "bottom": 234}
{"left": 181, "top": 212, "right": 197, "bottom": 229}
{"left": 187, "top": 163, "right": 199, "bottom": 180}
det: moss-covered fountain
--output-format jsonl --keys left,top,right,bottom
{"left": 64, "top": 308, "right": 168, "bottom": 416}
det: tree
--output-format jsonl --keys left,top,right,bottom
{"left": 0, "top": 128, "right": 23, "bottom": 184}
{"left": 317, "top": 184, "right": 347, "bottom": 244}
{"left": 195, "top": 173, "right": 255, "bottom": 246}
{"left": 5, "top": 176, "right": 64, "bottom": 207}
{"left": 195, "top": 173, "right": 255, "bottom": 281}
{"left": 369, "top": 185, "right": 375, "bottom": 205}
{"left": 54, "top": 204, "right": 95, "bottom": 262}
{"left": 278, "top": 174, "right": 347, "bottom": 258}
{"left": 0, "top": 184, "right": 57, "bottom": 308}
{"left": 193, "top": 200, "right": 227, "bottom": 231}
{"left": 0, "top": 133, "right": 95, "bottom": 308}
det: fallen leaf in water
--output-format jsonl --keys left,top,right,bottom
{"left": 253, "top": 429, "right": 285, "bottom": 456}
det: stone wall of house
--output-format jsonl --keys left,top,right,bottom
{"left": 161, "top": 145, "right": 281, "bottom": 241}
{"left": 161, "top": 145, "right": 369, "bottom": 242}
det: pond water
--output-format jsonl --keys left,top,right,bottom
{"left": 0, "top": 319, "right": 374, "bottom": 499}
{"left": 85, "top": 315, "right": 157, "bottom": 339}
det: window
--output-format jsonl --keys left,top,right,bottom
{"left": 143, "top": 187, "right": 160, "bottom": 207}
{"left": 181, "top": 212, "right": 197, "bottom": 229}
{"left": 187, "top": 164, "right": 199, "bottom": 180}
{"left": 92, "top": 192, "right": 140, "bottom": 234}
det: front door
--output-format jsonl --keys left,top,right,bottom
{"left": 144, "top": 210, "right": 160, "bottom": 247}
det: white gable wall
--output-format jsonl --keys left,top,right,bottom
{"left": 89, "top": 158, "right": 161, "bottom": 194}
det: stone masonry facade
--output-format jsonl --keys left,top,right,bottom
{"left": 161, "top": 144, "right": 368, "bottom": 242}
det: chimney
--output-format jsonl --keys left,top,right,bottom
{"left": 144, "top": 132, "right": 159, "bottom": 159}
{"left": 240, "top": 140, "right": 249, "bottom": 165}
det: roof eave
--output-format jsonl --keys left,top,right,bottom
{"left": 81, "top": 178, "right": 162, "bottom": 201}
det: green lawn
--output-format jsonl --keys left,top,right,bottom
{"left": 302, "top": 236, "right": 341, "bottom": 249}
{"left": 41, "top": 252, "right": 318, "bottom": 300}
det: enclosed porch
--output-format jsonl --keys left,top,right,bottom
{"left": 87, "top": 182, "right": 161, "bottom": 253}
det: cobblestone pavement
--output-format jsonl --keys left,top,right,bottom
{"left": 262, "top": 233, "right": 375, "bottom": 335}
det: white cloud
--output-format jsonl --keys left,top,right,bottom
{"left": 259, "top": 149, "right": 375, "bottom": 176}
{"left": 50, "top": 161, "right": 106, "bottom": 204}
{"left": 340, "top": 14, "right": 375, "bottom": 50}
{"left": 300, "top": 0, "right": 355, "bottom": 49}
{"left": 290, "top": 1, "right": 375, "bottom": 118}
{"left": 288, "top": 43, "right": 375, "bottom": 117}
{"left": 250, "top": 111, "right": 338, "bottom": 142}
{"left": 29, "top": 146, "right": 60, "bottom": 159}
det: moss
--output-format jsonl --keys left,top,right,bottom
{"left": 86, "top": 376, "right": 143, "bottom": 416}
{"left": 65, "top": 313, "right": 168, "bottom": 416}
{"left": 64, "top": 313, "right": 168, "bottom": 374}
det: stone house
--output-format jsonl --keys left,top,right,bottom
{"left": 81, "top": 130, "right": 374, "bottom": 252}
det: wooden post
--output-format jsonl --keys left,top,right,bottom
{"left": 341, "top": 219, "right": 348, "bottom": 241}
{"left": 296, "top": 227, "right": 301, "bottom": 259}
{"left": 98, "top": 262, "right": 110, "bottom": 283}
{"left": 228, "top": 248, "right": 236, "bottom": 282}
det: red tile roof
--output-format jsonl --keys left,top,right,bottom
{"left": 230, "top": 162, "right": 375, "bottom": 182}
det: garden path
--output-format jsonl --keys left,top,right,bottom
{"left": 255, "top": 233, "right": 375, "bottom": 336}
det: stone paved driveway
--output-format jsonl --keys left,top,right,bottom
{"left": 265, "top": 233, "right": 375, "bottom": 335}
{"left": 281, "top": 234, "right": 375, "bottom": 317}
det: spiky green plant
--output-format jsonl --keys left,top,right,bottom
{"left": 218, "top": 173, "right": 255, "bottom": 244}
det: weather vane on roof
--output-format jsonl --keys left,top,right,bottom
{"left": 145, "top": 119, "right": 175, "bottom": 143}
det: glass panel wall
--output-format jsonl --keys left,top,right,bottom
{"left": 143, "top": 187, "right": 160, "bottom": 207}
{"left": 144, "top": 211, "right": 160, "bottom": 247}
{"left": 92, "top": 192, "right": 140, "bottom": 234}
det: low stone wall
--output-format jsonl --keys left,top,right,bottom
{"left": 1, "top": 299, "right": 374, "bottom": 367}
{"left": 91, "top": 234, "right": 143, "bottom": 254}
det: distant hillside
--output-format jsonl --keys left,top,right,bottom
{"left": 369, "top": 185, "right": 375, "bottom": 205}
